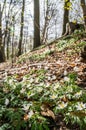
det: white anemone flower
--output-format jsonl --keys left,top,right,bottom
{"left": 28, "top": 110, "right": 34, "bottom": 118}
{"left": 22, "top": 104, "right": 31, "bottom": 111}
{"left": 26, "top": 84, "right": 31, "bottom": 88}
{"left": 53, "top": 83, "right": 61, "bottom": 90}
{"left": 73, "top": 66, "right": 79, "bottom": 72}
{"left": 30, "top": 78, "right": 34, "bottom": 83}
{"left": 64, "top": 77, "right": 70, "bottom": 82}
{"left": 5, "top": 98, "right": 9, "bottom": 106}
{"left": 9, "top": 79, "right": 13, "bottom": 84}
{"left": 50, "top": 94, "right": 57, "bottom": 99}
{"left": 64, "top": 70, "right": 68, "bottom": 76}
{"left": 22, "top": 77, "right": 27, "bottom": 82}
{"left": 20, "top": 88, "right": 26, "bottom": 94}
{"left": 74, "top": 91, "right": 82, "bottom": 98}
{"left": 58, "top": 102, "right": 68, "bottom": 109}
{"left": 37, "top": 88, "right": 43, "bottom": 93}
{"left": 52, "top": 75, "right": 57, "bottom": 80}
{"left": 76, "top": 102, "right": 86, "bottom": 110}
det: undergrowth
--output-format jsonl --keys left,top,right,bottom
{"left": 0, "top": 71, "right": 86, "bottom": 130}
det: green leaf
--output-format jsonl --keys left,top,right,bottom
{"left": 39, "top": 124, "right": 43, "bottom": 130}
{"left": 43, "top": 124, "right": 50, "bottom": 130}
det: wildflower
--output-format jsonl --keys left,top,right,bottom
{"left": 28, "top": 110, "right": 34, "bottom": 118}
{"left": 73, "top": 66, "right": 79, "bottom": 72}
{"left": 3, "top": 88, "right": 9, "bottom": 93}
{"left": 58, "top": 102, "right": 68, "bottom": 109}
{"left": 64, "top": 77, "right": 70, "bottom": 82}
{"left": 30, "top": 78, "right": 34, "bottom": 83}
{"left": 38, "top": 65, "right": 42, "bottom": 69}
{"left": 24, "top": 110, "right": 34, "bottom": 120}
{"left": 53, "top": 83, "right": 61, "bottom": 90}
{"left": 26, "top": 84, "right": 31, "bottom": 88}
{"left": 5, "top": 98, "right": 9, "bottom": 106}
{"left": 64, "top": 70, "right": 68, "bottom": 76}
{"left": 22, "top": 77, "right": 27, "bottom": 82}
{"left": 39, "top": 82, "right": 44, "bottom": 86}
{"left": 48, "top": 76, "right": 51, "bottom": 81}
{"left": 22, "top": 104, "right": 30, "bottom": 111}
{"left": 20, "top": 88, "right": 26, "bottom": 94}
{"left": 50, "top": 94, "right": 57, "bottom": 99}
{"left": 9, "top": 79, "right": 13, "bottom": 84}
{"left": 37, "top": 87, "right": 43, "bottom": 93}
{"left": 45, "top": 66, "right": 49, "bottom": 70}
{"left": 74, "top": 91, "right": 82, "bottom": 98}
{"left": 46, "top": 83, "right": 50, "bottom": 87}
{"left": 76, "top": 102, "right": 86, "bottom": 110}
{"left": 52, "top": 75, "right": 57, "bottom": 80}
{"left": 12, "top": 85, "right": 16, "bottom": 89}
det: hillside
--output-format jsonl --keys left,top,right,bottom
{"left": 0, "top": 32, "right": 86, "bottom": 130}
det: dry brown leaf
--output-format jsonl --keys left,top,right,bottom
{"left": 24, "top": 114, "right": 29, "bottom": 121}
{"left": 41, "top": 108, "right": 55, "bottom": 120}
{"left": 70, "top": 111, "right": 86, "bottom": 117}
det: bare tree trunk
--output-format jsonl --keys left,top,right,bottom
{"left": 18, "top": 0, "right": 25, "bottom": 56}
{"left": 42, "top": 0, "right": 49, "bottom": 44}
{"left": 62, "top": 0, "right": 70, "bottom": 35}
{"left": 7, "top": 26, "right": 10, "bottom": 60}
{"left": 33, "top": 0, "right": 40, "bottom": 48}
{"left": 81, "top": 0, "right": 86, "bottom": 31}
{"left": 11, "top": 16, "right": 15, "bottom": 64}
{"left": 0, "top": 4, "right": 5, "bottom": 62}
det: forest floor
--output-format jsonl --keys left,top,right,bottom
{"left": 0, "top": 32, "right": 86, "bottom": 130}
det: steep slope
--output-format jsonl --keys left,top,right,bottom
{"left": 0, "top": 32, "right": 86, "bottom": 130}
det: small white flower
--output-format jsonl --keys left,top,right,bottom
{"left": 73, "top": 66, "right": 79, "bottom": 72}
{"left": 3, "top": 88, "right": 9, "bottom": 93}
{"left": 26, "top": 84, "right": 31, "bottom": 88}
{"left": 53, "top": 83, "right": 61, "bottom": 90}
{"left": 5, "top": 98, "right": 9, "bottom": 106}
{"left": 4, "top": 71, "right": 7, "bottom": 78}
{"left": 28, "top": 110, "right": 34, "bottom": 118}
{"left": 64, "top": 70, "right": 68, "bottom": 76}
{"left": 46, "top": 83, "right": 50, "bottom": 87}
{"left": 37, "top": 88, "right": 43, "bottom": 92}
{"left": 35, "top": 78, "right": 39, "bottom": 83}
{"left": 48, "top": 76, "right": 51, "bottom": 81}
{"left": 13, "top": 85, "right": 16, "bottom": 89}
{"left": 22, "top": 77, "right": 27, "bottom": 82}
{"left": 38, "top": 65, "right": 42, "bottom": 69}
{"left": 30, "top": 78, "right": 34, "bottom": 83}
{"left": 39, "top": 82, "right": 44, "bottom": 86}
{"left": 58, "top": 102, "right": 68, "bottom": 109}
{"left": 52, "top": 75, "right": 57, "bottom": 80}
{"left": 22, "top": 104, "right": 30, "bottom": 111}
{"left": 9, "top": 79, "right": 13, "bottom": 84}
{"left": 50, "top": 94, "right": 57, "bottom": 99}
{"left": 20, "top": 88, "right": 26, "bottom": 94}
{"left": 74, "top": 91, "right": 82, "bottom": 98}
{"left": 64, "top": 77, "right": 70, "bottom": 82}
{"left": 45, "top": 66, "right": 49, "bottom": 70}
{"left": 76, "top": 102, "right": 86, "bottom": 110}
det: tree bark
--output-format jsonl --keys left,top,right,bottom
{"left": 0, "top": 4, "right": 5, "bottom": 62}
{"left": 81, "top": 0, "right": 86, "bottom": 31}
{"left": 62, "top": 0, "right": 70, "bottom": 35}
{"left": 18, "top": 0, "right": 25, "bottom": 56}
{"left": 33, "top": 0, "right": 40, "bottom": 48}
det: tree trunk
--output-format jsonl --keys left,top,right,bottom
{"left": 0, "top": 4, "right": 5, "bottom": 62}
{"left": 62, "top": 0, "right": 70, "bottom": 35}
{"left": 33, "top": 0, "right": 40, "bottom": 48}
{"left": 18, "top": 0, "right": 25, "bottom": 56}
{"left": 42, "top": 0, "right": 49, "bottom": 44}
{"left": 81, "top": 0, "right": 86, "bottom": 31}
